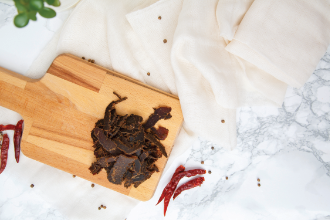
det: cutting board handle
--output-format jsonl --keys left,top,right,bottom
{"left": 0, "top": 66, "right": 38, "bottom": 116}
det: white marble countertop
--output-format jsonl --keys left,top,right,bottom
{"left": 0, "top": 2, "right": 330, "bottom": 220}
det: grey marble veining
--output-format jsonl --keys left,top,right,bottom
{"left": 127, "top": 47, "right": 330, "bottom": 220}
{"left": 0, "top": 3, "right": 16, "bottom": 28}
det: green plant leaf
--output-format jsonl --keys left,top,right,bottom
{"left": 30, "top": 0, "right": 44, "bottom": 10}
{"left": 15, "top": 2, "right": 27, "bottom": 13}
{"left": 39, "top": 7, "right": 56, "bottom": 18}
{"left": 19, "top": 0, "right": 29, "bottom": 5}
{"left": 52, "top": 0, "right": 61, "bottom": 7}
{"left": 14, "top": 13, "right": 29, "bottom": 28}
{"left": 28, "top": 11, "right": 37, "bottom": 21}
{"left": 46, "top": 0, "right": 54, "bottom": 5}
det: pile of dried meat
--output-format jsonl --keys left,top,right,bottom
{"left": 89, "top": 92, "right": 172, "bottom": 188}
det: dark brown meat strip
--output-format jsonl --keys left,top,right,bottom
{"left": 97, "top": 156, "right": 118, "bottom": 167}
{"left": 143, "top": 107, "right": 172, "bottom": 130}
{"left": 93, "top": 128, "right": 117, "bottom": 153}
{"left": 114, "top": 139, "right": 142, "bottom": 155}
{"left": 108, "top": 155, "right": 137, "bottom": 185}
{"left": 103, "top": 95, "right": 127, "bottom": 132}
{"left": 89, "top": 162, "right": 102, "bottom": 175}
{"left": 145, "top": 133, "right": 167, "bottom": 158}
{"left": 151, "top": 126, "right": 169, "bottom": 140}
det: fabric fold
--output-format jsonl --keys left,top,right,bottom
{"left": 226, "top": 0, "right": 330, "bottom": 88}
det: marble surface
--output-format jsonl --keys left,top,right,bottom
{"left": 1, "top": 2, "right": 330, "bottom": 220}
{"left": 127, "top": 49, "right": 330, "bottom": 220}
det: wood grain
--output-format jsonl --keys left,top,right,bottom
{"left": 0, "top": 54, "right": 183, "bottom": 201}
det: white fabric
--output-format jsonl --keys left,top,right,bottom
{"left": 12, "top": 0, "right": 329, "bottom": 219}
{"left": 226, "top": 0, "right": 330, "bottom": 88}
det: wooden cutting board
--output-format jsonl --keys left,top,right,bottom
{"left": 0, "top": 54, "right": 183, "bottom": 201}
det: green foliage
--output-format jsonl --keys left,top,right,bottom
{"left": 13, "top": 0, "right": 61, "bottom": 28}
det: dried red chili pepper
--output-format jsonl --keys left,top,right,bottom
{"left": 173, "top": 177, "right": 205, "bottom": 200}
{"left": 163, "top": 169, "right": 206, "bottom": 216}
{"left": 156, "top": 165, "right": 185, "bottom": 205}
{"left": 14, "top": 120, "right": 24, "bottom": 163}
{"left": 0, "top": 124, "right": 15, "bottom": 131}
{"left": 0, "top": 133, "right": 10, "bottom": 174}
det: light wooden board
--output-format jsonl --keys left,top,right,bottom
{"left": 0, "top": 54, "right": 183, "bottom": 201}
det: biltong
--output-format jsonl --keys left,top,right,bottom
{"left": 108, "top": 155, "right": 137, "bottom": 184}
{"left": 143, "top": 107, "right": 172, "bottom": 130}
{"left": 89, "top": 93, "right": 172, "bottom": 188}
{"left": 151, "top": 126, "right": 169, "bottom": 140}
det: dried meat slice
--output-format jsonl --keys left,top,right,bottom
{"left": 131, "top": 171, "right": 153, "bottom": 188}
{"left": 108, "top": 155, "right": 137, "bottom": 185}
{"left": 138, "top": 150, "right": 149, "bottom": 162}
{"left": 143, "top": 107, "right": 172, "bottom": 130}
{"left": 115, "top": 139, "right": 142, "bottom": 155}
{"left": 89, "top": 162, "right": 102, "bottom": 175}
{"left": 95, "top": 119, "right": 104, "bottom": 128}
{"left": 147, "top": 163, "right": 159, "bottom": 173}
{"left": 145, "top": 133, "right": 167, "bottom": 158}
{"left": 103, "top": 94, "right": 127, "bottom": 131}
{"left": 128, "top": 129, "right": 144, "bottom": 143}
{"left": 97, "top": 156, "right": 118, "bottom": 168}
{"left": 151, "top": 126, "right": 169, "bottom": 140}
{"left": 93, "top": 128, "right": 117, "bottom": 153}
{"left": 109, "top": 114, "right": 128, "bottom": 138}
{"left": 94, "top": 146, "right": 109, "bottom": 158}
{"left": 123, "top": 114, "right": 143, "bottom": 130}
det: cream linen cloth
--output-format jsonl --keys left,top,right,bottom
{"left": 2, "top": 0, "right": 327, "bottom": 219}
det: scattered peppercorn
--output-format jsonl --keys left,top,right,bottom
{"left": 30, "top": 184, "right": 34, "bottom": 188}
{"left": 91, "top": 60, "right": 95, "bottom": 63}
{"left": 103, "top": 206, "right": 107, "bottom": 209}
{"left": 226, "top": 176, "right": 228, "bottom": 180}
{"left": 88, "top": 59, "right": 91, "bottom": 62}
{"left": 258, "top": 183, "right": 261, "bottom": 187}
{"left": 82, "top": 57, "right": 85, "bottom": 60}
{"left": 158, "top": 16, "right": 161, "bottom": 20}
{"left": 208, "top": 170, "right": 211, "bottom": 174}
{"left": 147, "top": 72, "right": 150, "bottom": 76}
{"left": 257, "top": 178, "right": 260, "bottom": 182}
{"left": 211, "top": 146, "right": 214, "bottom": 150}
{"left": 163, "top": 39, "right": 167, "bottom": 43}
{"left": 201, "top": 161, "right": 204, "bottom": 164}
{"left": 98, "top": 207, "right": 101, "bottom": 210}
{"left": 73, "top": 175, "right": 76, "bottom": 178}
{"left": 221, "top": 120, "right": 225, "bottom": 123}
{"left": 101, "top": 205, "right": 104, "bottom": 208}
{"left": 91, "top": 183, "right": 95, "bottom": 188}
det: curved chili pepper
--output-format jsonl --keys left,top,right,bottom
{"left": 0, "top": 124, "right": 15, "bottom": 131}
{"left": 14, "top": 120, "right": 24, "bottom": 163}
{"left": 0, "top": 133, "right": 10, "bottom": 174}
{"left": 163, "top": 169, "right": 206, "bottom": 216}
{"left": 173, "top": 177, "right": 205, "bottom": 200}
{"left": 156, "top": 165, "right": 185, "bottom": 205}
